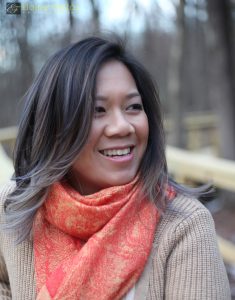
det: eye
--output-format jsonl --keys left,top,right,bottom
{"left": 94, "top": 106, "right": 106, "bottom": 113}
{"left": 127, "top": 103, "right": 143, "bottom": 111}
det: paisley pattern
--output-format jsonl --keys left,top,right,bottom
{"left": 33, "top": 180, "right": 169, "bottom": 300}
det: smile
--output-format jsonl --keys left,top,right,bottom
{"left": 99, "top": 147, "right": 133, "bottom": 157}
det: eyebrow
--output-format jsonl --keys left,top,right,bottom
{"left": 95, "top": 92, "right": 141, "bottom": 101}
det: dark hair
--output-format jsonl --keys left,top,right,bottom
{"left": 3, "top": 36, "right": 212, "bottom": 242}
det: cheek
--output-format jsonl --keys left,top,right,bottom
{"left": 140, "top": 115, "right": 149, "bottom": 146}
{"left": 84, "top": 126, "right": 100, "bottom": 151}
{"left": 88, "top": 121, "right": 103, "bottom": 144}
{"left": 72, "top": 132, "right": 97, "bottom": 168}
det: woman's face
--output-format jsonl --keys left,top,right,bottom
{"left": 70, "top": 60, "right": 149, "bottom": 195}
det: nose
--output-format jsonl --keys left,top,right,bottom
{"left": 104, "top": 110, "right": 135, "bottom": 137}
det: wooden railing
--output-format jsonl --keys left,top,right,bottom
{"left": 0, "top": 125, "right": 234, "bottom": 264}
{"left": 166, "top": 146, "right": 235, "bottom": 192}
{"left": 165, "top": 112, "right": 218, "bottom": 153}
{"left": 0, "top": 126, "right": 17, "bottom": 144}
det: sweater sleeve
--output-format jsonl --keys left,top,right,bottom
{"left": 164, "top": 208, "right": 231, "bottom": 300}
{"left": 0, "top": 252, "right": 12, "bottom": 300}
{"left": 0, "top": 184, "right": 13, "bottom": 300}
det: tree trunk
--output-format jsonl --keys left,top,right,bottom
{"left": 167, "top": 0, "right": 186, "bottom": 148}
{"left": 89, "top": 0, "right": 100, "bottom": 34}
{"left": 206, "top": 0, "right": 235, "bottom": 160}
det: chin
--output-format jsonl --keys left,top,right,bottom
{"left": 106, "top": 173, "right": 137, "bottom": 187}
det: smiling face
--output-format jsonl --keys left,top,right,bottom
{"left": 69, "top": 60, "right": 149, "bottom": 195}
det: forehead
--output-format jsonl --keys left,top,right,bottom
{"left": 95, "top": 60, "right": 138, "bottom": 94}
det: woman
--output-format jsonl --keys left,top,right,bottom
{"left": 0, "top": 36, "right": 230, "bottom": 300}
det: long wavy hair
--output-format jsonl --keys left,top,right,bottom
{"left": 3, "top": 36, "right": 211, "bottom": 242}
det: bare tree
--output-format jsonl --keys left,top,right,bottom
{"left": 16, "top": 13, "right": 34, "bottom": 95}
{"left": 0, "top": 2, "right": 34, "bottom": 126}
{"left": 167, "top": 0, "right": 186, "bottom": 147}
{"left": 62, "top": 0, "right": 76, "bottom": 44}
{"left": 206, "top": 0, "right": 235, "bottom": 160}
{"left": 88, "top": 0, "right": 101, "bottom": 34}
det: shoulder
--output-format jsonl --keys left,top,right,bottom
{"left": 163, "top": 193, "right": 212, "bottom": 226}
{"left": 0, "top": 180, "right": 16, "bottom": 199}
{"left": 154, "top": 194, "right": 216, "bottom": 247}
{"left": 0, "top": 181, "right": 16, "bottom": 254}
{"left": 167, "top": 192, "right": 209, "bottom": 216}
{"left": 0, "top": 180, "right": 16, "bottom": 216}
{"left": 150, "top": 195, "right": 231, "bottom": 299}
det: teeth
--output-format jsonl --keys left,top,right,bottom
{"left": 102, "top": 147, "right": 131, "bottom": 157}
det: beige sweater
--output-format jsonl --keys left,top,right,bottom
{"left": 0, "top": 182, "right": 231, "bottom": 300}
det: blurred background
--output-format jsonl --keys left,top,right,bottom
{"left": 0, "top": 0, "right": 235, "bottom": 297}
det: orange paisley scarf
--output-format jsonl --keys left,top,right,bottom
{"left": 33, "top": 180, "right": 174, "bottom": 300}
